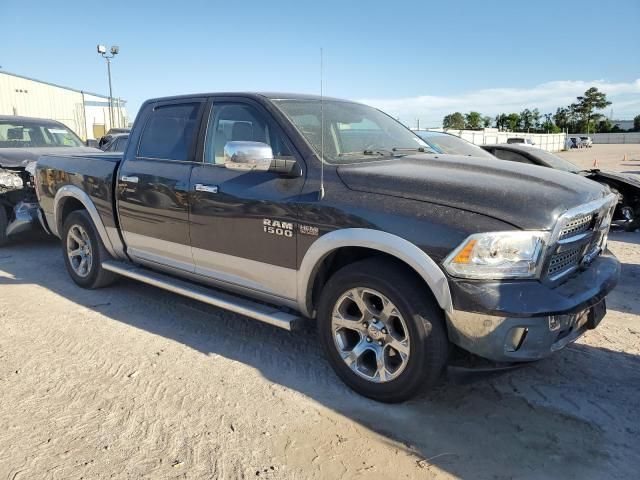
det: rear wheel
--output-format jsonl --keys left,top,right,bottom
{"left": 62, "top": 210, "right": 116, "bottom": 289}
{"left": 318, "top": 258, "right": 449, "bottom": 403}
{"left": 0, "top": 206, "right": 7, "bottom": 247}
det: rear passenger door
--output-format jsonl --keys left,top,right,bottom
{"left": 117, "top": 99, "right": 205, "bottom": 272}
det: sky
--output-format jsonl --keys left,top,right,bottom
{"left": 2, "top": 0, "right": 639, "bottom": 127}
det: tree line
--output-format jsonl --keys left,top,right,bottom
{"left": 442, "top": 87, "right": 639, "bottom": 134}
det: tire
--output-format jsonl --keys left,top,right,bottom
{"left": 61, "top": 210, "right": 117, "bottom": 289}
{"left": 0, "top": 206, "right": 8, "bottom": 247}
{"left": 318, "top": 257, "right": 449, "bottom": 403}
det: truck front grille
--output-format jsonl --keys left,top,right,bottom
{"left": 547, "top": 246, "right": 582, "bottom": 277}
{"left": 544, "top": 196, "right": 616, "bottom": 282}
{"left": 558, "top": 214, "right": 593, "bottom": 240}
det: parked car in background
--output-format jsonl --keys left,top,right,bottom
{"left": 36, "top": 92, "right": 619, "bottom": 402}
{"left": 568, "top": 137, "right": 584, "bottom": 149}
{"left": 415, "top": 131, "right": 495, "bottom": 159}
{"left": 100, "top": 133, "right": 129, "bottom": 152}
{"left": 98, "top": 128, "right": 131, "bottom": 148}
{"left": 0, "top": 115, "right": 101, "bottom": 246}
{"left": 482, "top": 143, "right": 640, "bottom": 231}
{"left": 507, "top": 137, "right": 536, "bottom": 146}
{"left": 580, "top": 136, "right": 593, "bottom": 148}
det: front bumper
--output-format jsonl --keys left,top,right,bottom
{"left": 4, "top": 201, "right": 43, "bottom": 237}
{"left": 445, "top": 252, "right": 620, "bottom": 362}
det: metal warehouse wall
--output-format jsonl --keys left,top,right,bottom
{"left": 0, "top": 71, "right": 128, "bottom": 140}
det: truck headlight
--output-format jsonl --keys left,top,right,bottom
{"left": 444, "top": 231, "right": 548, "bottom": 279}
{"left": 0, "top": 169, "right": 24, "bottom": 189}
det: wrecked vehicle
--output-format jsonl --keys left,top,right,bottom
{"left": 0, "top": 115, "right": 101, "bottom": 246}
{"left": 36, "top": 93, "right": 619, "bottom": 402}
{"left": 482, "top": 143, "right": 640, "bottom": 231}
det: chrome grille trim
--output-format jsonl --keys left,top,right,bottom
{"left": 558, "top": 214, "right": 593, "bottom": 241}
{"left": 545, "top": 194, "right": 617, "bottom": 281}
{"left": 547, "top": 246, "right": 582, "bottom": 278}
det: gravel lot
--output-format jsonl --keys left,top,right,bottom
{"left": 0, "top": 145, "right": 639, "bottom": 479}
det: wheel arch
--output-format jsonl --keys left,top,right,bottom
{"left": 297, "top": 229, "right": 453, "bottom": 318}
{"left": 53, "top": 185, "right": 120, "bottom": 258}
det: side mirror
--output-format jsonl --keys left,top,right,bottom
{"left": 86, "top": 139, "right": 99, "bottom": 148}
{"left": 224, "top": 141, "right": 273, "bottom": 172}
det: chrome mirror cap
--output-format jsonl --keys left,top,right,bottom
{"left": 224, "top": 141, "right": 273, "bottom": 172}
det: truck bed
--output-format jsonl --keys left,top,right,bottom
{"left": 36, "top": 152, "right": 123, "bottom": 241}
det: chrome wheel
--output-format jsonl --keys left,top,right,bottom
{"left": 66, "top": 224, "right": 93, "bottom": 278}
{"left": 331, "top": 288, "right": 410, "bottom": 383}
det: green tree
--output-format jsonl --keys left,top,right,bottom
{"left": 531, "top": 108, "right": 541, "bottom": 131}
{"left": 574, "top": 87, "right": 611, "bottom": 133}
{"left": 443, "top": 112, "right": 465, "bottom": 129}
{"left": 540, "top": 113, "right": 560, "bottom": 133}
{"left": 507, "top": 113, "right": 521, "bottom": 131}
{"left": 596, "top": 118, "right": 613, "bottom": 133}
{"left": 495, "top": 113, "right": 509, "bottom": 130}
{"left": 465, "top": 111, "right": 483, "bottom": 129}
{"left": 520, "top": 109, "right": 534, "bottom": 131}
{"left": 554, "top": 107, "right": 570, "bottom": 131}
{"left": 482, "top": 116, "right": 492, "bottom": 128}
{"left": 634, "top": 114, "right": 640, "bottom": 132}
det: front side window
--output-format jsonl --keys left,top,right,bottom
{"left": 204, "top": 102, "right": 293, "bottom": 164}
{"left": 272, "top": 99, "right": 431, "bottom": 164}
{"left": 138, "top": 103, "right": 200, "bottom": 161}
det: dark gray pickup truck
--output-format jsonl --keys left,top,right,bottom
{"left": 35, "top": 93, "right": 620, "bottom": 402}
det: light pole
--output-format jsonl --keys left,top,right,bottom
{"left": 97, "top": 44, "right": 119, "bottom": 129}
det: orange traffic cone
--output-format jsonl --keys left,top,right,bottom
{"left": 593, "top": 158, "right": 599, "bottom": 168}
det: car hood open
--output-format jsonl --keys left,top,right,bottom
{"left": 0, "top": 147, "right": 101, "bottom": 168}
{"left": 337, "top": 154, "right": 610, "bottom": 230}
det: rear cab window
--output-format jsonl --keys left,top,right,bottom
{"left": 137, "top": 103, "right": 201, "bottom": 161}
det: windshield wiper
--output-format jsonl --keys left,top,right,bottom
{"left": 339, "top": 149, "right": 394, "bottom": 157}
{"left": 391, "top": 147, "right": 431, "bottom": 153}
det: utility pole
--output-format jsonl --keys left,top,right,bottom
{"left": 97, "top": 44, "right": 120, "bottom": 129}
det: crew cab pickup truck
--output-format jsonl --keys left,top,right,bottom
{"left": 35, "top": 93, "right": 620, "bottom": 402}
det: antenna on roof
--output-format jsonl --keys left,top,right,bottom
{"left": 319, "top": 47, "right": 325, "bottom": 201}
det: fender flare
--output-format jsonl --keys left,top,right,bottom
{"left": 52, "top": 185, "right": 123, "bottom": 258}
{"left": 296, "top": 228, "right": 453, "bottom": 318}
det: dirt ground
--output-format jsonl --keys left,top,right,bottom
{"left": 557, "top": 143, "right": 640, "bottom": 173}
{"left": 1, "top": 148, "right": 639, "bottom": 479}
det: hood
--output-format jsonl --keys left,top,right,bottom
{"left": 337, "top": 154, "right": 609, "bottom": 230}
{"left": 583, "top": 169, "right": 640, "bottom": 189}
{"left": 0, "top": 146, "right": 102, "bottom": 168}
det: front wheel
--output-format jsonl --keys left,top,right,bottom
{"left": 318, "top": 258, "right": 449, "bottom": 403}
{"left": 62, "top": 210, "right": 117, "bottom": 289}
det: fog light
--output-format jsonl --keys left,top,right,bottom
{"left": 505, "top": 327, "right": 528, "bottom": 352}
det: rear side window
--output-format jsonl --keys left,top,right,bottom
{"left": 138, "top": 103, "right": 200, "bottom": 161}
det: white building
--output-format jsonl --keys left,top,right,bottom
{"left": 0, "top": 70, "right": 128, "bottom": 140}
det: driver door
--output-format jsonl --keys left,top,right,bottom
{"left": 188, "top": 99, "right": 305, "bottom": 301}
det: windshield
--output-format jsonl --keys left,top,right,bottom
{"left": 416, "top": 131, "right": 495, "bottom": 159}
{"left": 0, "top": 120, "right": 84, "bottom": 148}
{"left": 272, "top": 99, "right": 435, "bottom": 163}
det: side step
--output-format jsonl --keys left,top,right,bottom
{"left": 102, "top": 260, "right": 303, "bottom": 331}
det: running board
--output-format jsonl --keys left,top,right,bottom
{"left": 102, "top": 260, "right": 303, "bottom": 331}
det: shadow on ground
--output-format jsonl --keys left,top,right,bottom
{"left": 1, "top": 235, "right": 638, "bottom": 477}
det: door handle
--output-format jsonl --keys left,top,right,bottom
{"left": 121, "top": 175, "right": 139, "bottom": 184}
{"left": 194, "top": 183, "right": 219, "bottom": 194}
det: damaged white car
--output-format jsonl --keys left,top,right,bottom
{"left": 0, "top": 115, "right": 100, "bottom": 246}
